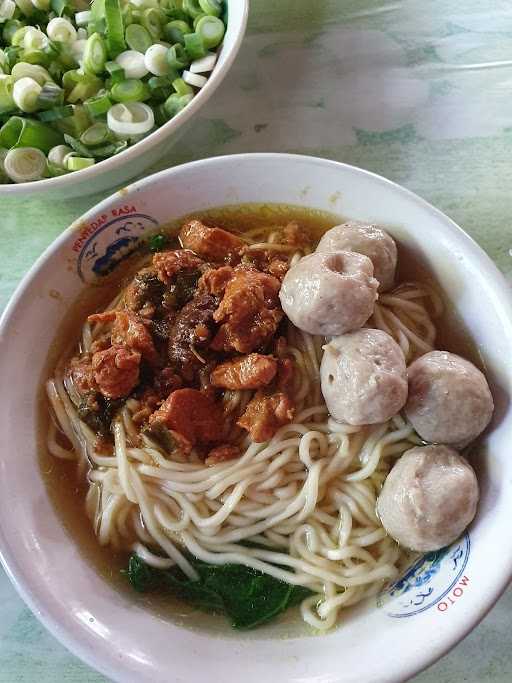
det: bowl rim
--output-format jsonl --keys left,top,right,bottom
{"left": 0, "top": 0, "right": 249, "bottom": 196}
{"left": 1, "top": 153, "right": 512, "bottom": 682}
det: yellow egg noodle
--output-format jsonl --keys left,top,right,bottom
{"left": 46, "top": 228, "right": 440, "bottom": 631}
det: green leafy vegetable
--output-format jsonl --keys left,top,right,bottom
{"left": 125, "top": 554, "right": 313, "bottom": 630}
{"left": 148, "top": 232, "right": 168, "bottom": 252}
{"left": 78, "top": 394, "right": 122, "bottom": 437}
{"left": 142, "top": 422, "right": 180, "bottom": 452}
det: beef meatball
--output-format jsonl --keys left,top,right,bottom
{"left": 376, "top": 445, "right": 479, "bottom": 552}
{"left": 316, "top": 221, "right": 397, "bottom": 292}
{"left": 405, "top": 351, "right": 494, "bottom": 447}
{"left": 279, "top": 251, "right": 378, "bottom": 336}
{"left": 320, "top": 328, "right": 407, "bottom": 425}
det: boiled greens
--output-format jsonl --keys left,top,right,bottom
{"left": 126, "top": 553, "right": 312, "bottom": 630}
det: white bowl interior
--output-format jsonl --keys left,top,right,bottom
{"left": 0, "top": 0, "right": 248, "bottom": 199}
{"left": 1, "top": 154, "right": 512, "bottom": 683}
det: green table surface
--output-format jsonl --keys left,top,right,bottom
{"left": 1, "top": 1, "right": 512, "bottom": 681}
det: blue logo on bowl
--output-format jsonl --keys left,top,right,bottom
{"left": 377, "top": 532, "right": 470, "bottom": 618}
{"left": 76, "top": 213, "right": 159, "bottom": 284}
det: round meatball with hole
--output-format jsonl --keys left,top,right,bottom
{"left": 405, "top": 351, "right": 493, "bottom": 447}
{"left": 279, "top": 251, "right": 378, "bottom": 336}
{"left": 320, "top": 328, "right": 407, "bottom": 425}
{"left": 377, "top": 445, "right": 479, "bottom": 552}
{"left": 316, "top": 221, "right": 397, "bottom": 292}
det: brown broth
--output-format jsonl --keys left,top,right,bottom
{"left": 38, "top": 203, "right": 482, "bottom": 636}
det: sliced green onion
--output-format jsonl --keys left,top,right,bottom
{"left": 90, "top": 0, "right": 105, "bottom": 22}
{"left": 195, "top": 15, "right": 224, "bottom": 49}
{"left": 115, "top": 49, "right": 148, "bottom": 79}
{"left": 47, "top": 161, "right": 69, "bottom": 176}
{"left": 61, "top": 67, "right": 80, "bottom": 90}
{"left": 182, "top": 0, "right": 203, "bottom": 19}
{"left": 148, "top": 74, "right": 171, "bottom": 90}
{"left": 144, "top": 43, "right": 171, "bottom": 75}
{"left": 64, "top": 132, "right": 93, "bottom": 156}
{"left": 189, "top": 51, "right": 215, "bottom": 73}
{"left": 105, "top": 60, "right": 125, "bottom": 84}
{"left": 163, "top": 19, "right": 191, "bottom": 45}
{"left": 183, "top": 31, "right": 206, "bottom": 60}
{"left": 3, "top": 19, "right": 22, "bottom": 45}
{"left": 0, "top": 147, "right": 9, "bottom": 181}
{"left": 198, "top": 0, "right": 221, "bottom": 17}
{"left": 48, "top": 40, "right": 76, "bottom": 69}
{"left": 141, "top": 7, "right": 162, "bottom": 40}
{"left": 66, "top": 154, "right": 95, "bottom": 170}
{"left": 21, "top": 49, "right": 50, "bottom": 67}
{"left": 37, "top": 82, "right": 64, "bottom": 109}
{"left": 12, "top": 26, "right": 33, "bottom": 47}
{"left": 50, "top": 0, "right": 71, "bottom": 17}
{"left": 122, "top": 4, "right": 134, "bottom": 27}
{"left": 12, "top": 76, "right": 41, "bottom": 112}
{"left": 0, "top": 115, "right": 63, "bottom": 152}
{"left": 172, "top": 76, "right": 192, "bottom": 96}
{"left": 70, "top": 38, "right": 88, "bottom": 64}
{"left": 75, "top": 10, "right": 92, "bottom": 26}
{"left": 4, "top": 146, "right": 46, "bottom": 181}
{"left": 182, "top": 69, "right": 206, "bottom": 88}
{"left": 84, "top": 91, "right": 112, "bottom": 116}
{"left": 83, "top": 33, "right": 107, "bottom": 74}
{"left": 107, "top": 100, "right": 154, "bottom": 136}
{"left": 47, "top": 17, "right": 77, "bottom": 43}
{"left": 163, "top": 91, "right": 192, "bottom": 117}
{"left": 90, "top": 138, "right": 126, "bottom": 156}
{"left": 111, "top": 77, "right": 150, "bottom": 102}
{"left": 22, "top": 27, "right": 48, "bottom": 50}
{"left": 53, "top": 104, "right": 91, "bottom": 135}
{"left": 147, "top": 72, "right": 173, "bottom": 96}
{"left": 165, "top": 4, "right": 189, "bottom": 22}
{"left": 48, "top": 60, "right": 64, "bottom": 82}
{"left": 193, "top": 13, "right": 207, "bottom": 30}
{"left": 37, "top": 103, "right": 74, "bottom": 121}
{"left": 11, "top": 62, "right": 51, "bottom": 85}
{"left": 125, "top": 23, "right": 152, "bottom": 53}
{"left": 0, "top": 0, "right": 16, "bottom": 21}
{"left": 67, "top": 77, "right": 102, "bottom": 103}
{"left": 104, "top": 0, "right": 126, "bottom": 58}
{"left": 133, "top": 0, "right": 160, "bottom": 8}
{"left": 0, "top": 76, "right": 15, "bottom": 113}
{"left": 87, "top": 18, "right": 105, "bottom": 36}
{"left": 166, "top": 42, "right": 188, "bottom": 69}
{"left": 48, "top": 143, "right": 72, "bottom": 166}
{"left": 13, "top": 0, "right": 34, "bottom": 17}
{"left": 4, "top": 46, "right": 19, "bottom": 70}
{"left": 64, "top": 71, "right": 102, "bottom": 102}
{"left": 153, "top": 101, "right": 167, "bottom": 125}
{"left": 80, "top": 120, "right": 109, "bottom": 145}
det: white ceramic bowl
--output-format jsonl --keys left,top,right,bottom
{"left": 1, "top": 154, "right": 512, "bottom": 683}
{"left": 0, "top": 1, "right": 248, "bottom": 199}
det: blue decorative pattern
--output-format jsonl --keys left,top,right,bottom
{"left": 77, "top": 213, "right": 159, "bottom": 283}
{"left": 377, "top": 533, "right": 471, "bottom": 618}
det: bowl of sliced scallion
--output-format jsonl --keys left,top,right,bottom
{"left": 0, "top": 0, "right": 248, "bottom": 196}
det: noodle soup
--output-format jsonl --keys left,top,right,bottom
{"left": 42, "top": 204, "right": 489, "bottom": 633}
